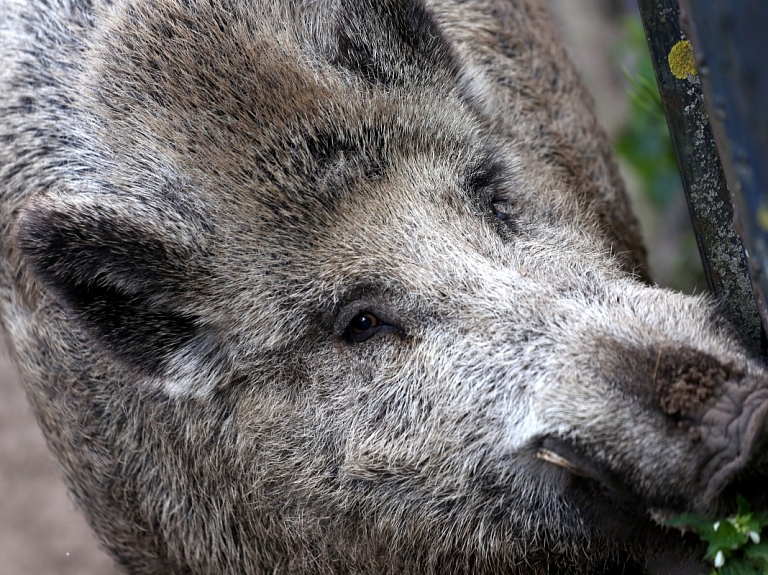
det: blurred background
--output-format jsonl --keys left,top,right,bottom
{"left": 0, "top": 2, "right": 706, "bottom": 574}
{"left": 549, "top": 0, "right": 706, "bottom": 294}
{"left": 0, "top": 345, "right": 118, "bottom": 575}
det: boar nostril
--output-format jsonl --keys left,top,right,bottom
{"left": 652, "top": 346, "right": 737, "bottom": 421}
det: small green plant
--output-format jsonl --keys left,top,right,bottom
{"left": 667, "top": 496, "right": 768, "bottom": 574}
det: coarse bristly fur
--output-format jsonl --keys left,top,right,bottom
{"left": 2, "top": 1, "right": 768, "bottom": 574}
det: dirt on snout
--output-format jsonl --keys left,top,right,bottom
{"left": 653, "top": 346, "right": 738, "bottom": 421}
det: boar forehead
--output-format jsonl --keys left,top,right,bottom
{"left": 85, "top": 0, "right": 590, "bottom": 240}
{"left": 88, "top": 0, "right": 472, "bottom": 180}
{"left": 85, "top": 6, "right": 599, "bottom": 286}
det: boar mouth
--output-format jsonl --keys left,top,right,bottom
{"left": 536, "top": 436, "right": 689, "bottom": 522}
{"left": 539, "top": 376, "right": 768, "bottom": 516}
{"left": 536, "top": 437, "right": 640, "bottom": 508}
{"left": 537, "top": 437, "right": 709, "bottom": 574}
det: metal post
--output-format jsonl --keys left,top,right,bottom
{"left": 636, "top": 0, "right": 763, "bottom": 355}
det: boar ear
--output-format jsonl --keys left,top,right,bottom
{"left": 14, "top": 191, "right": 222, "bottom": 389}
{"left": 334, "top": 0, "right": 457, "bottom": 86}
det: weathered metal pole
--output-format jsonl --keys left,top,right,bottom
{"left": 678, "top": 0, "right": 768, "bottom": 351}
{"left": 636, "top": 0, "right": 763, "bottom": 355}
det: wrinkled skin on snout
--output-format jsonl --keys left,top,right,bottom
{"left": 1, "top": 1, "right": 768, "bottom": 574}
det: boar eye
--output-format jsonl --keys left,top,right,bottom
{"left": 493, "top": 205, "right": 509, "bottom": 221}
{"left": 347, "top": 312, "right": 381, "bottom": 342}
{"left": 334, "top": 300, "right": 402, "bottom": 344}
{"left": 350, "top": 313, "right": 378, "bottom": 333}
{"left": 491, "top": 198, "right": 513, "bottom": 222}
{"left": 490, "top": 198, "right": 519, "bottom": 233}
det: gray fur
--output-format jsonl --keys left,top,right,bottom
{"left": 1, "top": 1, "right": 767, "bottom": 574}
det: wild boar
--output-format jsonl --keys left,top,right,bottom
{"left": 1, "top": 0, "right": 767, "bottom": 574}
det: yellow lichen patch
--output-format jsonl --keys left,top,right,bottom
{"left": 668, "top": 40, "right": 697, "bottom": 79}
{"left": 757, "top": 203, "right": 768, "bottom": 232}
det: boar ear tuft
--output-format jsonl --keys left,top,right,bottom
{"left": 334, "top": 0, "right": 457, "bottom": 86}
{"left": 14, "top": 192, "right": 216, "bottom": 381}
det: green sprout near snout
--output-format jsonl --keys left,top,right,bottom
{"left": 666, "top": 496, "right": 768, "bottom": 574}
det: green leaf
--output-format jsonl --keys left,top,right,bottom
{"left": 666, "top": 512, "right": 714, "bottom": 531}
{"left": 743, "top": 518, "right": 763, "bottom": 537}
{"left": 744, "top": 542, "right": 768, "bottom": 563}
{"left": 704, "top": 520, "right": 748, "bottom": 555}
{"left": 754, "top": 512, "right": 768, "bottom": 529}
{"left": 719, "top": 559, "right": 763, "bottom": 575}
{"left": 738, "top": 495, "right": 753, "bottom": 517}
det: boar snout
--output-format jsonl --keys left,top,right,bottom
{"left": 538, "top": 343, "right": 768, "bottom": 519}
{"left": 624, "top": 345, "right": 768, "bottom": 513}
{"left": 652, "top": 346, "right": 768, "bottom": 512}
{"left": 696, "top": 377, "right": 768, "bottom": 512}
